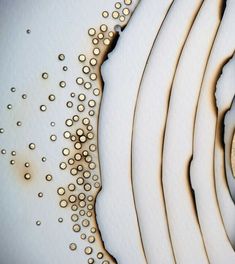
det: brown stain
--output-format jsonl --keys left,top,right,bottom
{"left": 219, "top": 0, "right": 227, "bottom": 19}
{"left": 92, "top": 193, "right": 117, "bottom": 263}
{"left": 11, "top": 152, "right": 35, "bottom": 185}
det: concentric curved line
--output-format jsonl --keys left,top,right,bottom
{"left": 190, "top": 0, "right": 235, "bottom": 258}
{"left": 130, "top": 1, "right": 206, "bottom": 263}
{"left": 157, "top": 1, "right": 209, "bottom": 261}
{"left": 192, "top": 54, "right": 234, "bottom": 249}
{"left": 129, "top": 2, "right": 175, "bottom": 262}
{"left": 161, "top": 1, "right": 225, "bottom": 262}
{"left": 190, "top": 14, "right": 235, "bottom": 264}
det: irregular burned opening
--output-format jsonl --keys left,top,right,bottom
{"left": 218, "top": 77, "right": 235, "bottom": 203}
{"left": 230, "top": 126, "right": 235, "bottom": 178}
{"left": 212, "top": 55, "right": 234, "bottom": 115}
{"left": 187, "top": 156, "right": 199, "bottom": 220}
{"left": 212, "top": 54, "right": 235, "bottom": 199}
{"left": 99, "top": 23, "right": 129, "bottom": 88}
{"left": 218, "top": 110, "right": 228, "bottom": 149}
{"left": 99, "top": 30, "right": 121, "bottom": 91}
{"left": 212, "top": 53, "right": 235, "bottom": 248}
{"left": 94, "top": 10, "right": 140, "bottom": 264}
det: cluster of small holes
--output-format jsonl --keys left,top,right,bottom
{"left": 0, "top": 1, "right": 134, "bottom": 264}
{"left": 55, "top": 2, "right": 132, "bottom": 262}
{"left": 102, "top": 0, "right": 132, "bottom": 23}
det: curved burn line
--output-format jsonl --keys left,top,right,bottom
{"left": 219, "top": 0, "right": 227, "bottom": 19}
{"left": 159, "top": 1, "right": 209, "bottom": 262}
{"left": 130, "top": 1, "right": 176, "bottom": 263}
{"left": 185, "top": 6, "right": 228, "bottom": 262}
{"left": 183, "top": 6, "right": 229, "bottom": 261}
{"left": 96, "top": 1, "right": 144, "bottom": 263}
{"left": 187, "top": 156, "right": 199, "bottom": 221}
{"left": 190, "top": 28, "right": 234, "bottom": 264}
